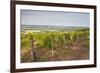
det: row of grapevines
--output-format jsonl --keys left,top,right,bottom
{"left": 21, "top": 29, "right": 89, "bottom": 51}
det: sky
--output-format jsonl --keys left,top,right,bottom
{"left": 21, "top": 10, "right": 90, "bottom": 27}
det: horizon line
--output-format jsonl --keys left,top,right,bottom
{"left": 21, "top": 24, "right": 89, "bottom": 28}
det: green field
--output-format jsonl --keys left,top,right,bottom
{"left": 21, "top": 25, "right": 89, "bottom": 63}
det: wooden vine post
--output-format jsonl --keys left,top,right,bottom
{"left": 30, "top": 38, "right": 36, "bottom": 62}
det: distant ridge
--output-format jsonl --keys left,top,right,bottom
{"left": 21, "top": 24, "right": 89, "bottom": 32}
{"left": 21, "top": 24, "right": 89, "bottom": 28}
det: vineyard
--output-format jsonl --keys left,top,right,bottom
{"left": 21, "top": 28, "right": 89, "bottom": 63}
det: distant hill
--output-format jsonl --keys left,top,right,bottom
{"left": 21, "top": 25, "right": 89, "bottom": 32}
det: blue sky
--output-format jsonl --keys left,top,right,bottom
{"left": 21, "top": 10, "right": 90, "bottom": 27}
